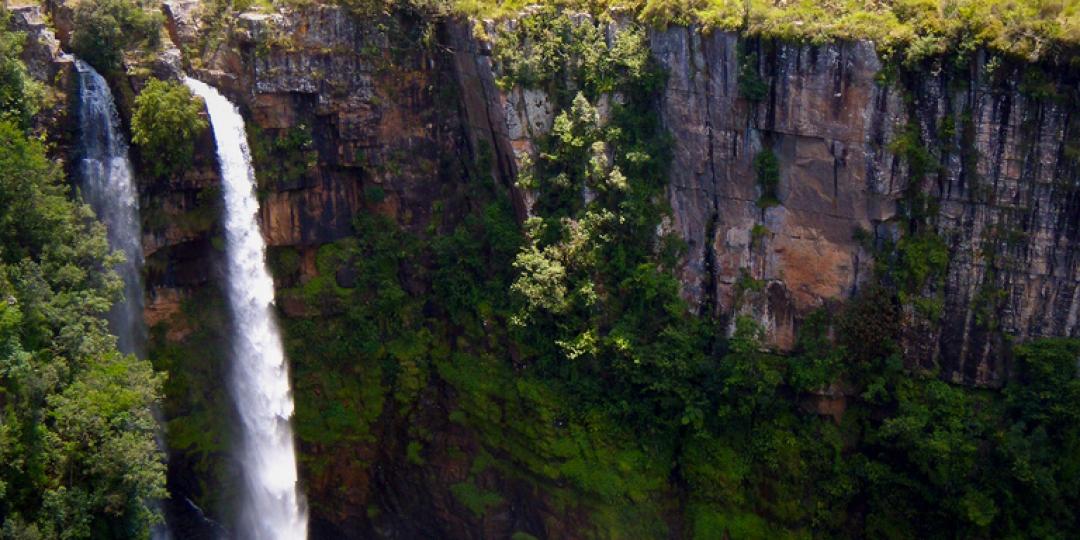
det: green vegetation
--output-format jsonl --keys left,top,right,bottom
{"left": 496, "top": 8, "right": 710, "bottom": 433}
{"left": 148, "top": 288, "right": 234, "bottom": 515}
{"left": 450, "top": 481, "right": 504, "bottom": 517}
{"left": 0, "top": 11, "right": 42, "bottom": 130}
{"left": 462, "top": 0, "right": 1080, "bottom": 64}
{"left": 184, "top": 0, "right": 1080, "bottom": 71}
{"left": 753, "top": 147, "right": 780, "bottom": 207}
{"left": 0, "top": 96, "right": 164, "bottom": 540}
{"left": 892, "top": 231, "right": 949, "bottom": 319}
{"left": 248, "top": 124, "right": 318, "bottom": 191}
{"left": 71, "top": 0, "right": 163, "bottom": 73}
{"left": 131, "top": 78, "right": 208, "bottom": 180}
{"left": 737, "top": 44, "right": 767, "bottom": 102}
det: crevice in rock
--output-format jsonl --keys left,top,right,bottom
{"left": 830, "top": 140, "right": 840, "bottom": 207}
{"left": 702, "top": 211, "right": 720, "bottom": 317}
{"left": 698, "top": 27, "right": 723, "bottom": 317}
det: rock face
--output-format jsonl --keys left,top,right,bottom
{"left": 450, "top": 23, "right": 1080, "bottom": 388}
{"left": 9, "top": 4, "right": 71, "bottom": 82}
{"left": 645, "top": 31, "right": 896, "bottom": 352}
{"left": 907, "top": 60, "right": 1080, "bottom": 386}
{"left": 646, "top": 33, "right": 1080, "bottom": 387}
{"left": 183, "top": 5, "right": 462, "bottom": 248}
{"left": 8, "top": 4, "right": 75, "bottom": 145}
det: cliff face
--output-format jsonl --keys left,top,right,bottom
{"left": 174, "top": 8, "right": 1078, "bottom": 390}
{"left": 658, "top": 32, "right": 1079, "bottom": 387}
{"left": 145, "top": 6, "right": 1080, "bottom": 392}
{"left": 648, "top": 32, "right": 891, "bottom": 348}
{"left": 451, "top": 22, "right": 1080, "bottom": 388}
{"left": 161, "top": 1, "right": 468, "bottom": 251}
{"left": 657, "top": 32, "right": 1080, "bottom": 387}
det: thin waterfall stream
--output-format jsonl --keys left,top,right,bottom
{"left": 74, "top": 60, "right": 172, "bottom": 540}
{"left": 183, "top": 77, "right": 307, "bottom": 540}
{"left": 74, "top": 59, "right": 147, "bottom": 357}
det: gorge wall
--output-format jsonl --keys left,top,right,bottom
{"left": 14, "top": 1, "right": 1080, "bottom": 537}
{"left": 647, "top": 30, "right": 1080, "bottom": 387}
{"left": 456, "top": 22, "right": 1080, "bottom": 388}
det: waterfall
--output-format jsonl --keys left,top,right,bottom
{"left": 183, "top": 78, "right": 307, "bottom": 540}
{"left": 74, "top": 60, "right": 147, "bottom": 357}
{"left": 74, "top": 61, "right": 172, "bottom": 540}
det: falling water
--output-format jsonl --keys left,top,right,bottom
{"left": 183, "top": 77, "right": 307, "bottom": 540}
{"left": 74, "top": 60, "right": 147, "bottom": 357}
{"left": 75, "top": 61, "right": 173, "bottom": 540}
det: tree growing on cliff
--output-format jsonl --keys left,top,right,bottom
{"left": 70, "top": 0, "right": 163, "bottom": 73}
{"left": 753, "top": 148, "right": 780, "bottom": 207}
{"left": 131, "top": 78, "right": 208, "bottom": 180}
{"left": 0, "top": 10, "right": 43, "bottom": 130}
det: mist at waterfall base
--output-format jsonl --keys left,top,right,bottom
{"left": 184, "top": 77, "right": 308, "bottom": 540}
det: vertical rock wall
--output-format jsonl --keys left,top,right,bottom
{"left": 450, "top": 21, "right": 1080, "bottom": 387}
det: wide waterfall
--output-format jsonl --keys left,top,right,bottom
{"left": 74, "top": 60, "right": 147, "bottom": 357}
{"left": 183, "top": 78, "right": 307, "bottom": 540}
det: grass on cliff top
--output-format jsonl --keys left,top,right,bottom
{"left": 451, "top": 0, "right": 1080, "bottom": 63}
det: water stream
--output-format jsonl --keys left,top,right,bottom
{"left": 74, "top": 60, "right": 172, "bottom": 540}
{"left": 74, "top": 59, "right": 147, "bottom": 357}
{"left": 183, "top": 77, "right": 307, "bottom": 540}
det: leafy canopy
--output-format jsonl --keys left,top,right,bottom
{"left": 71, "top": 0, "right": 163, "bottom": 73}
{"left": 131, "top": 78, "right": 208, "bottom": 180}
{"left": 0, "top": 31, "right": 164, "bottom": 537}
{"left": 0, "top": 118, "right": 165, "bottom": 539}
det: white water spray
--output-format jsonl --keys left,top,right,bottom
{"left": 184, "top": 78, "right": 307, "bottom": 540}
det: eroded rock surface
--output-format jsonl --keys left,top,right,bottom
{"left": 450, "top": 21, "right": 1079, "bottom": 386}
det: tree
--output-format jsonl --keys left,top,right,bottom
{"left": 0, "top": 10, "right": 43, "bottom": 129}
{"left": 71, "top": 0, "right": 162, "bottom": 73}
{"left": 131, "top": 78, "right": 208, "bottom": 180}
{"left": 0, "top": 120, "right": 165, "bottom": 538}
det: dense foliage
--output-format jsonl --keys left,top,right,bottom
{"left": 0, "top": 12, "right": 41, "bottom": 130}
{"left": 131, "top": 78, "right": 208, "bottom": 180}
{"left": 492, "top": 9, "right": 712, "bottom": 431}
{"left": 0, "top": 20, "right": 165, "bottom": 537}
{"left": 247, "top": 124, "right": 318, "bottom": 192}
{"left": 71, "top": 0, "right": 163, "bottom": 73}
{"left": 454, "top": 0, "right": 1080, "bottom": 64}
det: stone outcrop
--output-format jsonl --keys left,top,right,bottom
{"left": 179, "top": 5, "right": 464, "bottom": 248}
{"left": 8, "top": 4, "right": 75, "bottom": 146}
{"left": 8, "top": 4, "right": 70, "bottom": 82}
{"left": 645, "top": 31, "right": 896, "bottom": 352}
